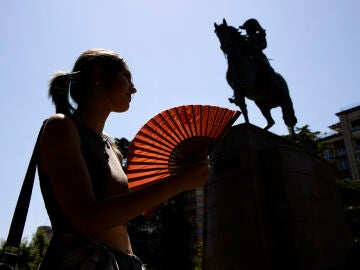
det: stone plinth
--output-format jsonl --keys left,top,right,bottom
{"left": 204, "top": 124, "right": 351, "bottom": 270}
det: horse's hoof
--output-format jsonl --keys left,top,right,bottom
{"left": 263, "top": 122, "right": 274, "bottom": 130}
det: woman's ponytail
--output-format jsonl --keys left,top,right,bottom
{"left": 48, "top": 71, "right": 75, "bottom": 115}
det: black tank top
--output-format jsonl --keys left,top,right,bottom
{"left": 38, "top": 117, "right": 122, "bottom": 234}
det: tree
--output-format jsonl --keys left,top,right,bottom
{"left": 114, "top": 137, "right": 130, "bottom": 169}
{"left": 1, "top": 227, "right": 49, "bottom": 270}
{"left": 283, "top": 124, "right": 324, "bottom": 153}
{"left": 153, "top": 193, "right": 196, "bottom": 270}
{"left": 336, "top": 179, "right": 360, "bottom": 269}
{"left": 336, "top": 179, "right": 360, "bottom": 242}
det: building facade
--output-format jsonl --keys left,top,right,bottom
{"left": 319, "top": 104, "right": 360, "bottom": 180}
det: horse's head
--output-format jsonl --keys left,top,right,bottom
{"left": 214, "top": 18, "right": 243, "bottom": 55}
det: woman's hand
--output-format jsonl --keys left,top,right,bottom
{"left": 174, "top": 158, "right": 210, "bottom": 192}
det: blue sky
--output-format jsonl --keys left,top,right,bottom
{"left": 1, "top": 0, "right": 359, "bottom": 240}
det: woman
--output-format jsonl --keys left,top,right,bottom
{"left": 38, "top": 49, "right": 210, "bottom": 269}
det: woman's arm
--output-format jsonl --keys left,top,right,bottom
{"left": 39, "top": 114, "right": 209, "bottom": 236}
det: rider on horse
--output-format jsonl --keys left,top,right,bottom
{"left": 240, "top": 18, "right": 274, "bottom": 82}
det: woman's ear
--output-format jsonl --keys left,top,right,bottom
{"left": 89, "top": 65, "right": 105, "bottom": 87}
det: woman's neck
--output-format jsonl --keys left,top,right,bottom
{"left": 73, "top": 104, "right": 110, "bottom": 136}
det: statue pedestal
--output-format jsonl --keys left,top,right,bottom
{"left": 205, "top": 124, "right": 351, "bottom": 270}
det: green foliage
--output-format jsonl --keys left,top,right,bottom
{"left": 127, "top": 214, "right": 159, "bottom": 269}
{"left": 336, "top": 180, "right": 360, "bottom": 207}
{"left": 114, "top": 137, "right": 130, "bottom": 169}
{"left": 336, "top": 179, "right": 360, "bottom": 242}
{"left": 154, "top": 193, "right": 195, "bottom": 270}
{"left": 114, "top": 137, "right": 130, "bottom": 157}
{"left": 1, "top": 228, "right": 50, "bottom": 270}
{"left": 284, "top": 125, "right": 324, "bottom": 153}
{"left": 127, "top": 193, "right": 199, "bottom": 270}
{"left": 193, "top": 241, "right": 203, "bottom": 270}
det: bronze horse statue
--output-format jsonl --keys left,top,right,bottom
{"left": 214, "top": 19, "right": 297, "bottom": 134}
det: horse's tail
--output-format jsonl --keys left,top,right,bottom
{"left": 276, "top": 73, "right": 297, "bottom": 128}
{"left": 283, "top": 99, "right": 297, "bottom": 128}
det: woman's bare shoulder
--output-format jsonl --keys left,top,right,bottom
{"left": 41, "top": 114, "right": 80, "bottom": 153}
{"left": 43, "top": 114, "right": 78, "bottom": 139}
{"left": 40, "top": 114, "right": 81, "bottom": 170}
{"left": 45, "top": 113, "right": 74, "bottom": 128}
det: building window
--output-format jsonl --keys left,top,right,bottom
{"left": 323, "top": 149, "right": 333, "bottom": 161}
{"left": 337, "top": 146, "right": 346, "bottom": 156}
{"left": 355, "top": 138, "right": 360, "bottom": 149}
{"left": 338, "top": 160, "right": 349, "bottom": 171}
{"left": 351, "top": 119, "right": 360, "bottom": 131}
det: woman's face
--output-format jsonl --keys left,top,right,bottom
{"left": 107, "top": 64, "right": 137, "bottom": 112}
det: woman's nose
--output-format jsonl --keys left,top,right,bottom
{"left": 130, "top": 85, "right": 137, "bottom": 94}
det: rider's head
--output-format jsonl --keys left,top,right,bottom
{"left": 240, "top": 18, "right": 263, "bottom": 35}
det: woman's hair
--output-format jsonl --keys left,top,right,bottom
{"left": 48, "top": 49, "right": 126, "bottom": 115}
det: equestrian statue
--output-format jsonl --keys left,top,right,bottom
{"left": 214, "top": 18, "right": 297, "bottom": 135}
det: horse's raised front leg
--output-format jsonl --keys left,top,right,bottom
{"left": 259, "top": 106, "right": 275, "bottom": 130}
{"left": 229, "top": 95, "right": 249, "bottom": 123}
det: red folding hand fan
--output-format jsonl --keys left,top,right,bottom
{"left": 126, "top": 105, "right": 240, "bottom": 190}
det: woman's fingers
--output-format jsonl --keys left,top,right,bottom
{"left": 175, "top": 158, "right": 210, "bottom": 190}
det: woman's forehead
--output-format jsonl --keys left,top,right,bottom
{"left": 123, "top": 63, "right": 130, "bottom": 71}
{"left": 122, "top": 63, "right": 133, "bottom": 75}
